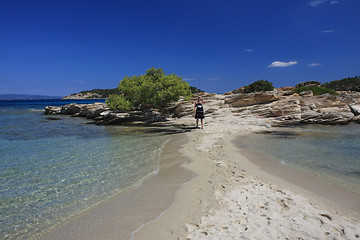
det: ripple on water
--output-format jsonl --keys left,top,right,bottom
{"left": 0, "top": 108, "right": 168, "bottom": 240}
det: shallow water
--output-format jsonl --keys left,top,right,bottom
{"left": 237, "top": 124, "right": 360, "bottom": 196}
{"left": 0, "top": 100, "right": 168, "bottom": 240}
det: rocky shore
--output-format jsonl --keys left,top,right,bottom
{"left": 45, "top": 89, "right": 360, "bottom": 127}
{"left": 41, "top": 87, "right": 360, "bottom": 240}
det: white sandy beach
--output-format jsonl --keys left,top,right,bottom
{"left": 37, "top": 105, "right": 360, "bottom": 240}
{"left": 133, "top": 107, "right": 360, "bottom": 240}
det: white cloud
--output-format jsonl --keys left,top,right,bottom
{"left": 268, "top": 61, "right": 298, "bottom": 68}
{"left": 310, "top": 0, "right": 328, "bottom": 7}
{"left": 308, "top": 63, "right": 322, "bottom": 67}
{"left": 309, "top": 0, "right": 339, "bottom": 6}
{"left": 245, "top": 49, "right": 253, "bottom": 52}
{"left": 322, "top": 29, "right": 335, "bottom": 33}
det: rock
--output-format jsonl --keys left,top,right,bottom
{"left": 349, "top": 104, "right": 360, "bottom": 116}
{"left": 45, "top": 90, "right": 360, "bottom": 127}
{"left": 63, "top": 92, "right": 102, "bottom": 99}
{"left": 295, "top": 81, "right": 321, "bottom": 88}
{"left": 277, "top": 87, "right": 296, "bottom": 91}
{"left": 299, "top": 90, "right": 314, "bottom": 97}
{"left": 60, "top": 103, "right": 82, "bottom": 115}
{"left": 173, "top": 102, "right": 194, "bottom": 118}
{"left": 45, "top": 106, "right": 61, "bottom": 114}
{"left": 338, "top": 91, "right": 360, "bottom": 104}
{"left": 282, "top": 91, "right": 295, "bottom": 96}
{"left": 225, "top": 92, "right": 279, "bottom": 107}
{"left": 300, "top": 108, "right": 354, "bottom": 125}
{"left": 46, "top": 117, "right": 62, "bottom": 120}
{"left": 99, "top": 108, "right": 166, "bottom": 125}
{"left": 78, "top": 103, "right": 108, "bottom": 118}
{"left": 352, "top": 115, "right": 360, "bottom": 123}
{"left": 229, "top": 87, "right": 245, "bottom": 94}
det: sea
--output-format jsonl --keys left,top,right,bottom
{"left": 237, "top": 124, "right": 360, "bottom": 196}
{"left": 0, "top": 99, "right": 169, "bottom": 240}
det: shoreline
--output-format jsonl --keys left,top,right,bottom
{"left": 132, "top": 114, "right": 360, "bottom": 239}
{"left": 233, "top": 134, "right": 360, "bottom": 214}
{"left": 36, "top": 133, "right": 195, "bottom": 240}
{"left": 36, "top": 111, "right": 360, "bottom": 239}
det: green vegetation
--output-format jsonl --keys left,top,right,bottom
{"left": 106, "top": 67, "right": 192, "bottom": 111}
{"left": 105, "top": 94, "right": 132, "bottom": 111}
{"left": 244, "top": 80, "right": 274, "bottom": 93}
{"left": 292, "top": 86, "right": 338, "bottom": 96}
{"left": 80, "top": 88, "right": 121, "bottom": 98}
{"left": 322, "top": 76, "right": 360, "bottom": 91}
{"left": 190, "top": 86, "right": 204, "bottom": 94}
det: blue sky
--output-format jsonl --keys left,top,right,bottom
{"left": 1, "top": 0, "right": 359, "bottom": 96}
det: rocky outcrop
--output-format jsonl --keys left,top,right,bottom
{"left": 228, "top": 91, "right": 359, "bottom": 126}
{"left": 45, "top": 103, "right": 166, "bottom": 125}
{"left": 45, "top": 90, "right": 360, "bottom": 127}
{"left": 62, "top": 92, "right": 102, "bottom": 99}
{"left": 46, "top": 103, "right": 108, "bottom": 118}
{"left": 349, "top": 104, "right": 360, "bottom": 116}
{"left": 295, "top": 81, "right": 321, "bottom": 88}
{"left": 224, "top": 92, "right": 279, "bottom": 107}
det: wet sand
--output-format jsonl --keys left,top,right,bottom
{"left": 36, "top": 134, "right": 195, "bottom": 240}
{"left": 233, "top": 134, "right": 360, "bottom": 214}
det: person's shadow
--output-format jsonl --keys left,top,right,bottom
{"left": 182, "top": 126, "right": 199, "bottom": 130}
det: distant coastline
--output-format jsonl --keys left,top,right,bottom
{"left": 0, "top": 94, "right": 62, "bottom": 100}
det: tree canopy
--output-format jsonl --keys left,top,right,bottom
{"left": 322, "top": 76, "right": 360, "bottom": 91}
{"left": 106, "top": 67, "right": 192, "bottom": 111}
{"left": 244, "top": 80, "right": 274, "bottom": 93}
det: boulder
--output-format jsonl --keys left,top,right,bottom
{"left": 225, "top": 92, "right": 279, "bottom": 107}
{"left": 295, "top": 81, "right": 321, "bottom": 88}
{"left": 45, "top": 106, "right": 62, "bottom": 114}
{"left": 277, "top": 87, "right": 296, "bottom": 91}
{"left": 78, "top": 103, "right": 108, "bottom": 118}
{"left": 349, "top": 104, "right": 360, "bottom": 116}
{"left": 282, "top": 91, "right": 295, "bottom": 96}
{"left": 352, "top": 115, "right": 360, "bottom": 123}
{"left": 299, "top": 90, "right": 314, "bottom": 97}
{"left": 60, "top": 103, "right": 82, "bottom": 115}
{"left": 300, "top": 108, "right": 354, "bottom": 125}
{"left": 173, "top": 102, "right": 193, "bottom": 118}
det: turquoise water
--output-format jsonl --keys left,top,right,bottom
{"left": 0, "top": 100, "right": 167, "bottom": 240}
{"left": 237, "top": 124, "right": 360, "bottom": 196}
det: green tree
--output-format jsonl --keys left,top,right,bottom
{"left": 244, "top": 80, "right": 274, "bottom": 93}
{"left": 105, "top": 94, "right": 132, "bottom": 111}
{"left": 322, "top": 76, "right": 360, "bottom": 91}
{"left": 108, "top": 67, "right": 192, "bottom": 110}
{"left": 190, "top": 86, "right": 204, "bottom": 94}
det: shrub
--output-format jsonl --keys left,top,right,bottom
{"left": 106, "top": 94, "right": 132, "bottom": 111}
{"left": 109, "top": 67, "right": 192, "bottom": 109}
{"left": 292, "top": 86, "right": 338, "bottom": 96}
{"left": 190, "top": 86, "right": 204, "bottom": 94}
{"left": 322, "top": 76, "right": 360, "bottom": 91}
{"left": 244, "top": 80, "right": 274, "bottom": 93}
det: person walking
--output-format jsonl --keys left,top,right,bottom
{"left": 194, "top": 96, "right": 206, "bottom": 129}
